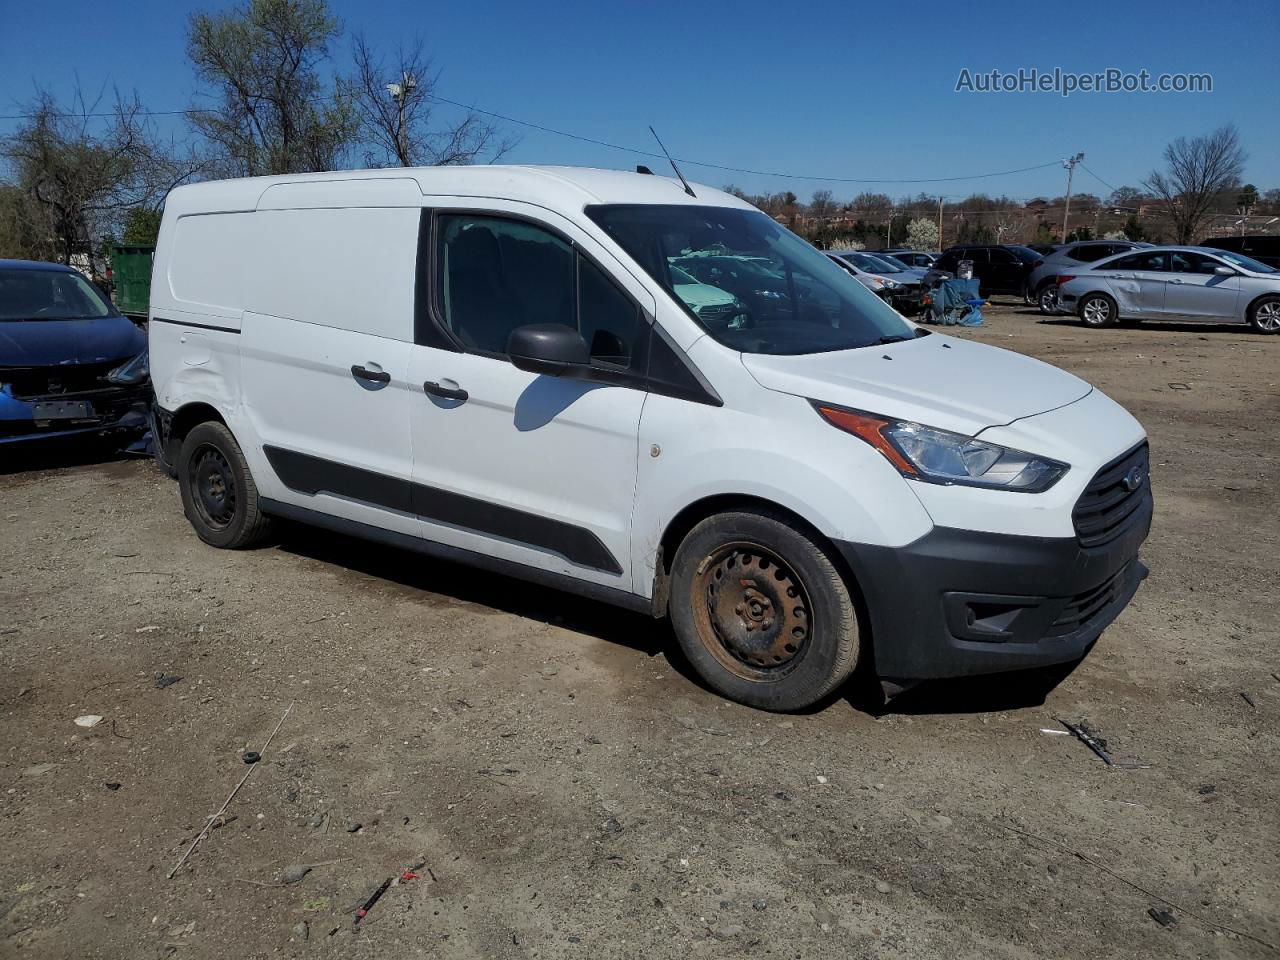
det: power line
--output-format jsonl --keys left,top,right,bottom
{"left": 1, "top": 95, "right": 1066, "bottom": 186}
{"left": 1080, "top": 162, "right": 1119, "bottom": 194}
{"left": 423, "top": 94, "right": 1066, "bottom": 185}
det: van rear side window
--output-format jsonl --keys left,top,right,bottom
{"left": 248, "top": 208, "right": 418, "bottom": 341}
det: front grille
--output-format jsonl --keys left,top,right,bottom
{"left": 1072, "top": 442, "right": 1149, "bottom": 548}
{"left": 1046, "top": 566, "right": 1129, "bottom": 638}
{"left": 1, "top": 360, "right": 123, "bottom": 398}
{"left": 697, "top": 303, "right": 737, "bottom": 319}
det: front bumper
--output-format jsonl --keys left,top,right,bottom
{"left": 887, "top": 286, "right": 922, "bottom": 310}
{"left": 0, "top": 388, "right": 150, "bottom": 446}
{"left": 835, "top": 488, "right": 1152, "bottom": 680}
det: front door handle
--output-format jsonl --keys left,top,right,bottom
{"left": 423, "top": 380, "right": 468, "bottom": 402}
{"left": 351, "top": 364, "right": 391, "bottom": 384}
{"left": 1169, "top": 278, "right": 1183, "bottom": 284}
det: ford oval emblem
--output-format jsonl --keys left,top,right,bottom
{"left": 1123, "top": 464, "right": 1145, "bottom": 492}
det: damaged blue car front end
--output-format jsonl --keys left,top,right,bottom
{"left": 0, "top": 260, "right": 150, "bottom": 450}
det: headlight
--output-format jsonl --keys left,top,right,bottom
{"left": 813, "top": 404, "right": 1068, "bottom": 493}
{"left": 880, "top": 278, "right": 900, "bottom": 289}
{"left": 107, "top": 351, "right": 149, "bottom": 385}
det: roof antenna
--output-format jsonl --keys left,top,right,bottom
{"left": 648, "top": 126, "right": 696, "bottom": 198}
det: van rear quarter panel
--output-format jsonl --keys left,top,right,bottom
{"left": 150, "top": 209, "right": 257, "bottom": 429}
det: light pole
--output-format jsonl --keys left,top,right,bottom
{"left": 385, "top": 71, "right": 418, "bottom": 166}
{"left": 1061, "top": 152, "right": 1084, "bottom": 241}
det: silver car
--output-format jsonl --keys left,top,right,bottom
{"left": 1057, "top": 246, "right": 1280, "bottom": 334}
{"left": 832, "top": 251, "right": 923, "bottom": 313}
{"left": 1026, "top": 240, "right": 1151, "bottom": 314}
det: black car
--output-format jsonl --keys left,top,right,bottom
{"left": 928, "top": 245, "right": 1045, "bottom": 297}
{"left": 1198, "top": 235, "right": 1280, "bottom": 269}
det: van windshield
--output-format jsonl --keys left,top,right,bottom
{"left": 586, "top": 204, "right": 915, "bottom": 355}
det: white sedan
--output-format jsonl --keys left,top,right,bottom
{"left": 1056, "top": 246, "right": 1280, "bottom": 334}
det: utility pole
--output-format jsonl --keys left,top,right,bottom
{"left": 937, "top": 196, "right": 944, "bottom": 249}
{"left": 1061, "top": 152, "right": 1084, "bottom": 241}
{"left": 385, "top": 71, "right": 418, "bottom": 166}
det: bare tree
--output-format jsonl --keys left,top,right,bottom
{"left": 808, "top": 189, "right": 836, "bottom": 221}
{"left": 347, "top": 33, "right": 515, "bottom": 167}
{"left": 1, "top": 87, "right": 197, "bottom": 272}
{"left": 1106, "top": 186, "right": 1144, "bottom": 209}
{"left": 1143, "top": 124, "right": 1246, "bottom": 244}
{"left": 187, "top": 0, "right": 357, "bottom": 176}
{"left": 850, "top": 192, "right": 892, "bottom": 218}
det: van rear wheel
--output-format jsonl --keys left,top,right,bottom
{"left": 669, "top": 510, "right": 860, "bottom": 712}
{"left": 178, "top": 422, "right": 272, "bottom": 549}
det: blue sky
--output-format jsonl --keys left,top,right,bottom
{"left": 2, "top": 0, "right": 1276, "bottom": 203}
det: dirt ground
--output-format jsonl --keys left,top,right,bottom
{"left": 2, "top": 302, "right": 1278, "bottom": 960}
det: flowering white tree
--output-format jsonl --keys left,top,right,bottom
{"left": 905, "top": 217, "right": 940, "bottom": 251}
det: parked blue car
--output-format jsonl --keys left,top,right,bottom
{"left": 1, "top": 260, "right": 150, "bottom": 449}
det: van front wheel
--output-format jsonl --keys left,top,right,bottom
{"left": 178, "top": 421, "right": 272, "bottom": 549}
{"left": 669, "top": 510, "right": 860, "bottom": 712}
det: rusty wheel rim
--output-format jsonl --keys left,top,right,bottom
{"left": 693, "top": 542, "right": 811, "bottom": 681}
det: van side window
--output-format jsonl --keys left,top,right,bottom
{"left": 438, "top": 215, "right": 573, "bottom": 354}
{"left": 435, "top": 214, "right": 643, "bottom": 368}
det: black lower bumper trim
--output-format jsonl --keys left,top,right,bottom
{"left": 835, "top": 491, "right": 1152, "bottom": 680}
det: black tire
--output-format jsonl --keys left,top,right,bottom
{"left": 1248, "top": 295, "right": 1280, "bottom": 334}
{"left": 668, "top": 510, "right": 860, "bottom": 712}
{"left": 1078, "top": 292, "right": 1118, "bottom": 328}
{"left": 177, "top": 421, "right": 272, "bottom": 549}
{"left": 1037, "top": 282, "right": 1059, "bottom": 315}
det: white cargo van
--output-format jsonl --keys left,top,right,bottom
{"left": 149, "top": 166, "right": 1151, "bottom": 711}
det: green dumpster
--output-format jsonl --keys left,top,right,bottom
{"left": 109, "top": 242, "right": 155, "bottom": 319}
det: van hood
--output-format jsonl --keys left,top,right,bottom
{"left": 740, "top": 333, "right": 1093, "bottom": 436}
{"left": 0, "top": 315, "right": 144, "bottom": 368}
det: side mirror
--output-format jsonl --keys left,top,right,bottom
{"left": 507, "top": 323, "right": 590, "bottom": 377}
{"left": 1213, "top": 265, "right": 1235, "bottom": 276}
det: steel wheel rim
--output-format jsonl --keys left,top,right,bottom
{"left": 189, "top": 444, "right": 237, "bottom": 529}
{"left": 1257, "top": 302, "right": 1280, "bottom": 332}
{"left": 1039, "top": 285, "right": 1059, "bottom": 313}
{"left": 692, "top": 542, "right": 812, "bottom": 682}
{"left": 1083, "top": 297, "right": 1110, "bottom": 325}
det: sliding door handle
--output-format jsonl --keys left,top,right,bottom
{"left": 423, "top": 380, "right": 468, "bottom": 402}
{"left": 351, "top": 364, "right": 391, "bottom": 384}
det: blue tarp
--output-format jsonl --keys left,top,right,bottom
{"left": 927, "top": 278, "right": 984, "bottom": 326}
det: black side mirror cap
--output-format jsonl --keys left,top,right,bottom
{"left": 507, "top": 323, "right": 591, "bottom": 376}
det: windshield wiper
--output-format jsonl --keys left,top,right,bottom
{"left": 873, "top": 334, "right": 912, "bottom": 345}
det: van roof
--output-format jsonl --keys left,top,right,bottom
{"left": 162, "top": 165, "right": 754, "bottom": 218}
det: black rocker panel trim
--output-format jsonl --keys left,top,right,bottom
{"left": 259, "top": 498, "right": 649, "bottom": 613}
{"left": 262, "top": 445, "right": 622, "bottom": 575}
{"left": 151, "top": 316, "right": 241, "bottom": 334}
